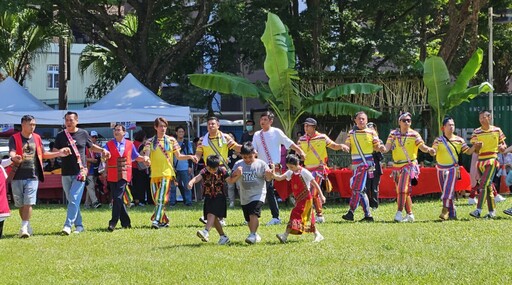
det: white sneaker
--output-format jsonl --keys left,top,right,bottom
{"left": 229, "top": 201, "right": 235, "bottom": 208}
{"left": 276, "top": 233, "right": 287, "bottom": 243}
{"left": 74, "top": 226, "right": 85, "bottom": 234}
{"left": 197, "top": 229, "right": 209, "bottom": 242}
{"left": 218, "top": 235, "right": 230, "bottom": 245}
{"left": 255, "top": 233, "right": 262, "bottom": 243}
{"left": 468, "top": 197, "right": 478, "bottom": 205}
{"left": 27, "top": 225, "right": 33, "bottom": 236}
{"left": 495, "top": 194, "right": 506, "bottom": 203}
{"left": 394, "top": 211, "right": 403, "bottom": 222}
{"left": 313, "top": 232, "right": 324, "bottom": 243}
{"left": 402, "top": 213, "right": 415, "bottom": 223}
{"left": 245, "top": 233, "right": 256, "bottom": 244}
{"left": 266, "top": 218, "right": 281, "bottom": 226}
{"left": 219, "top": 219, "right": 227, "bottom": 227}
{"left": 61, "top": 226, "right": 72, "bottom": 236}
{"left": 19, "top": 225, "right": 30, "bottom": 238}
{"left": 315, "top": 216, "right": 325, "bottom": 223}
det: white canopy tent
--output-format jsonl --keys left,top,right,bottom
{"left": 0, "top": 77, "right": 64, "bottom": 125}
{"left": 80, "top": 73, "right": 191, "bottom": 124}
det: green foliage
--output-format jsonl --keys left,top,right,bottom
{"left": 423, "top": 48, "right": 493, "bottom": 136}
{"left": 190, "top": 12, "right": 382, "bottom": 137}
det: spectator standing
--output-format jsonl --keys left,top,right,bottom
{"left": 131, "top": 130, "right": 151, "bottom": 206}
{"left": 227, "top": 132, "right": 241, "bottom": 207}
{"left": 170, "top": 126, "right": 194, "bottom": 206}
{"left": 240, "top": 120, "right": 255, "bottom": 144}
{"left": 84, "top": 130, "right": 102, "bottom": 209}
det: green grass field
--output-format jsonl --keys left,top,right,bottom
{"left": 1, "top": 197, "right": 512, "bottom": 284}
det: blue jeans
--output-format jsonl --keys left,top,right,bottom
{"left": 62, "top": 175, "right": 86, "bottom": 228}
{"left": 170, "top": 170, "right": 192, "bottom": 205}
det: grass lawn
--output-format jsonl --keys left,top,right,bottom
{"left": 1, "top": 196, "right": 512, "bottom": 284}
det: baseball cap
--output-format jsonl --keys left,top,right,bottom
{"left": 90, "top": 130, "right": 98, "bottom": 137}
{"left": 303, "top": 118, "right": 317, "bottom": 126}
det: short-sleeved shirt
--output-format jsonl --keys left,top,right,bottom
{"left": 432, "top": 135, "right": 469, "bottom": 166}
{"left": 54, "top": 129, "right": 92, "bottom": 176}
{"left": 386, "top": 129, "right": 424, "bottom": 167}
{"left": 283, "top": 167, "right": 315, "bottom": 193}
{"left": 470, "top": 126, "right": 506, "bottom": 160}
{"left": 233, "top": 158, "right": 269, "bottom": 205}
{"left": 200, "top": 167, "right": 228, "bottom": 197}
{"left": 9, "top": 135, "right": 41, "bottom": 180}
{"left": 142, "top": 135, "right": 180, "bottom": 179}
{"left": 196, "top": 131, "right": 236, "bottom": 164}
{"left": 345, "top": 128, "right": 380, "bottom": 160}
{"left": 252, "top": 127, "right": 294, "bottom": 164}
{"left": 298, "top": 132, "right": 334, "bottom": 166}
{"left": 104, "top": 139, "right": 140, "bottom": 160}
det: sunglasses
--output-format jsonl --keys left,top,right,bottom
{"left": 400, "top": 119, "right": 411, "bottom": 123}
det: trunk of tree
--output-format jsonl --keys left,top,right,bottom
{"left": 307, "top": 0, "right": 322, "bottom": 70}
{"left": 438, "top": 0, "right": 487, "bottom": 69}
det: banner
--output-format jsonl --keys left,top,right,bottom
{"left": 110, "top": 121, "right": 136, "bottom": 130}
{"left": 0, "top": 124, "right": 14, "bottom": 132}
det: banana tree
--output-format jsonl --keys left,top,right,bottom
{"left": 189, "top": 12, "right": 382, "bottom": 137}
{"left": 423, "top": 48, "right": 493, "bottom": 136}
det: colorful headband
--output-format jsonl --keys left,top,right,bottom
{"left": 398, "top": 112, "right": 411, "bottom": 122}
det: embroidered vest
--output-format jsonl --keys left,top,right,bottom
{"left": 106, "top": 139, "right": 133, "bottom": 182}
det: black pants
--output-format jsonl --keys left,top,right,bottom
{"left": 366, "top": 172, "right": 382, "bottom": 209}
{"left": 266, "top": 181, "right": 279, "bottom": 219}
{"left": 108, "top": 180, "right": 131, "bottom": 227}
{"left": 0, "top": 220, "right": 4, "bottom": 238}
{"left": 132, "top": 168, "right": 151, "bottom": 204}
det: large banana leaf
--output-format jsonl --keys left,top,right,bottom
{"left": 188, "top": 73, "right": 263, "bottom": 98}
{"left": 423, "top": 56, "right": 451, "bottom": 113}
{"left": 303, "top": 102, "right": 382, "bottom": 118}
{"left": 260, "top": 12, "right": 301, "bottom": 110}
{"left": 312, "top": 83, "right": 383, "bottom": 101}
{"left": 445, "top": 82, "right": 493, "bottom": 109}
{"left": 448, "top": 48, "right": 483, "bottom": 100}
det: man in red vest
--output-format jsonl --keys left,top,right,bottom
{"left": 103, "top": 124, "right": 149, "bottom": 231}
{"left": 9, "top": 115, "right": 70, "bottom": 238}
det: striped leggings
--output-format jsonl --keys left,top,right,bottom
{"left": 348, "top": 166, "right": 371, "bottom": 217}
{"left": 150, "top": 176, "right": 173, "bottom": 224}
{"left": 476, "top": 160, "right": 498, "bottom": 211}
{"left": 436, "top": 165, "right": 457, "bottom": 218}
{"left": 394, "top": 168, "right": 413, "bottom": 214}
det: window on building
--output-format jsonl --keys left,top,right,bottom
{"left": 47, "top": 65, "right": 59, "bottom": 89}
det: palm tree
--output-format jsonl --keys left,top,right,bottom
{"left": 189, "top": 12, "right": 382, "bottom": 137}
{"left": 0, "top": 9, "right": 60, "bottom": 85}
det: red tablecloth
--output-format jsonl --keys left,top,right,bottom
{"left": 37, "top": 174, "right": 64, "bottom": 202}
{"left": 275, "top": 167, "right": 471, "bottom": 199}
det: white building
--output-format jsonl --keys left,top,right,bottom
{"left": 24, "top": 43, "right": 97, "bottom": 109}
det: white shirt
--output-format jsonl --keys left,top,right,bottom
{"left": 252, "top": 127, "right": 294, "bottom": 164}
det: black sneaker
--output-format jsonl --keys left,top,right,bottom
{"left": 151, "top": 222, "right": 160, "bottom": 229}
{"left": 107, "top": 224, "right": 115, "bottom": 232}
{"left": 199, "top": 217, "right": 207, "bottom": 225}
{"left": 504, "top": 208, "right": 512, "bottom": 216}
{"left": 342, "top": 211, "right": 354, "bottom": 221}
{"left": 158, "top": 222, "right": 169, "bottom": 228}
{"left": 93, "top": 201, "right": 102, "bottom": 209}
{"left": 359, "top": 216, "right": 374, "bottom": 222}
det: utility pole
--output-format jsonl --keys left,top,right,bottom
{"left": 58, "top": 36, "right": 68, "bottom": 110}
